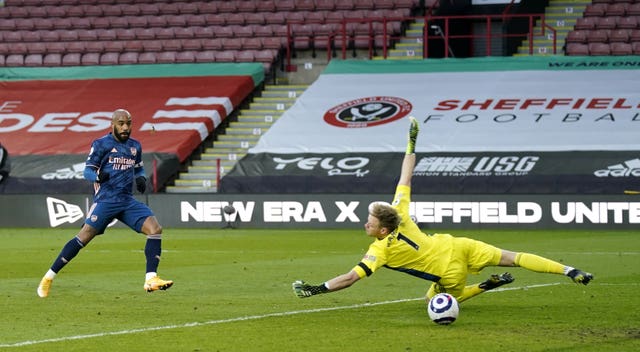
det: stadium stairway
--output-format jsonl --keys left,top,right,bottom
{"left": 515, "top": 0, "right": 590, "bottom": 56}
{"left": 165, "top": 84, "right": 308, "bottom": 193}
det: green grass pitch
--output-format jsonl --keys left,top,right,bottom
{"left": 0, "top": 228, "right": 638, "bottom": 351}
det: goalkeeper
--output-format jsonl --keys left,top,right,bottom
{"left": 293, "top": 116, "right": 593, "bottom": 303}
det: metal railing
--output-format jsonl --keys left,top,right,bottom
{"left": 284, "top": 12, "right": 556, "bottom": 68}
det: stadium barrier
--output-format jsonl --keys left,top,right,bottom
{"left": 1, "top": 193, "right": 639, "bottom": 229}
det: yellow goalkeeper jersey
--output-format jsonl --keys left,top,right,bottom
{"left": 352, "top": 185, "right": 453, "bottom": 282}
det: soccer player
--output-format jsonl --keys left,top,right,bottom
{"left": 37, "top": 109, "right": 173, "bottom": 298}
{"left": 293, "top": 116, "right": 593, "bottom": 302}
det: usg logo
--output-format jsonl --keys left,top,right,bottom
{"left": 594, "top": 159, "right": 640, "bottom": 177}
{"left": 414, "top": 156, "right": 539, "bottom": 176}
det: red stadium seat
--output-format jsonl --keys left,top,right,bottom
{"left": 616, "top": 16, "right": 638, "bottom": 29}
{"left": 137, "top": 52, "right": 157, "bottom": 64}
{"left": 217, "top": 1, "right": 238, "bottom": 13}
{"left": 24, "top": 54, "right": 43, "bottom": 67}
{"left": 632, "top": 42, "right": 640, "bottom": 55}
{"left": 586, "top": 29, "right": 609, "bottom": 43}
{"left": 243, "top": 37, "right": 264, "bottom": 50}
{"left": 27, "top": 42, "right": 47, "bottom": 54}
{"left": 162, "top": 39, "right": 182, "bottom": 52}
{"left": 354, "top": 0, "right": 375, "bottom": 10}
{"left": 583, "top": 3, "right": 607, "bottom": 17}
{"left": 565, "top": 30, "right": 587, "bottom": 44}
{"left": 315, "top": 0, "right": 336, "bottom": 11}
{"left": 174, "top": 27, "right": 195, "bottom": 39}
{"left": 104, "top": 41, "right": 124, "bottom": 53}
{"left": 185, "top": 14, "right": 207, "bottom": 27}
{"left": 605, "top": 3, "right": 628, "bottom": 16}
{"left": 235, "top": 50, "right": 255, "bottom": 63}
{"left": 146, "top": 16, "right": 167, "bottom": 28}
{"left": 157, "top": 51, "right": 177, "bottom": 64}
{"left": 245, "top": 13, "right": 266, "bottom": 26}
{"left": 609, "top": 29, "right": 630, "bottom": 43}
{"left": 595, "top": 16, "right": 618, "bottom": 30}
{"left": 237, "top": 1, "right": 257, "bottom": 12}
{"left": 119, "top": 52, "right": 138, "bottom": 64}
{"left": 65, "top": 41, "right": 86, "bottom": 54}
{"left": 4, "top": 54, "right": 24, "bottom": 67}
{"left": 222, "top": 38, "right": 244, "bottom": 51}
{"left": 227, "top": 13, "right": 246, "bottom": 26}
{"left": 610, "top": 42, "right": 632, "bottom": 55}
{"left": 45, "top": 42, "right": 66, "bottom": 54}
{"left": 43, "top": 53, "right": 62, "bottom": 66}
{"left": 142, "top": 40, "right": 163, "bottom": 52}
{"left": 201, "top": 38, "right": 223, "bottom": 50}
{"left": 176, "top": 51, "right": 196, "bottom": 63}
{"left": 155, "top": 28, "right": 175, "bottom": 40}
{"left": 97, "top": 29, "right": 117, "bottom": 41}
{"left": 296, "top": 0, "right": 316, "bottom": 11}
{"left": 62, "top": 53, "right": 81, "bottom": 66}
{"left": 275, "top": 0, "right": 296, "bottom": 12}
{"left": 574, "top": 17, "right": 597, "bottom": 30}
{"left": 179, "top": 2, "right": 199, "bottom": 15}
{"left": 81, "top": 52, "right": 101, "bottom": 66}
{"left": 253, "top": 25, "right": 274, "bottom": 37}
{"left": 565, "top": 43, "right": 589, "bottom": 56}
{"left": 589, "top": 42, "right": 611, "bottom": 55}
{"left": 214, "top": 50, "right": 237, "bottom": 62}
{"left": 181, "top": 39, "right": 202, "bottom": 51}
{"left": 116, "top": 28, "right": 136, "bottom": 40}
{"left": 194, "top": 50, "right": 215, "bottom": 63}
{"left": 628, "top": 3, "right": 640, "bottom": 16}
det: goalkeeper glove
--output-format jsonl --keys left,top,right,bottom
{"left": 292, "top": 280, "right": 329, "bottom": 298}
{"left": 135, "top": 176, "right": 147, "bottom": 193}
{"left": 96, "top": 171, "right": 110, "bottom": 183}
{"left": 406, "top": 116, "right": 419, "bottom": 155}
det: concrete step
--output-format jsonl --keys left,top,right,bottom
{"left": 165, "top": 185, "right": 217, "bottom": 193}
{"left": 217, "top": 134, "right": 261, "bottom": 142}
{"left": 230, "top": 121, "right": 275, "bottom": 129}
{"left": 248, "top": 102, "right": 294, "bottom": 110}
{"left": 212, "top": 140, "right": 256, "bottom": 149}
{"left": 169, "top": 84, "right": 309, "bottom": 193}
{"left": 225, "top": 126, "right": 269, "bottom": 135}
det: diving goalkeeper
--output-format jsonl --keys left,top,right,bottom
{"left": 293, "top": 116, "right": 593, "bottom": 302}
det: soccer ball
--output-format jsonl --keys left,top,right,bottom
{"left": 427, "top": 293, "right": 459, "bottom": 325}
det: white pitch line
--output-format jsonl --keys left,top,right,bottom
{"left": 0, "top": 283, "right": 559, "bottom": 348}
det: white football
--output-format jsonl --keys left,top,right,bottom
{"left": 427, "top": 293, "right": 459, "bottom": 325}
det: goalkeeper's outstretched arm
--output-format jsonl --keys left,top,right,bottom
{"left": 398, "top": 116, "right": 419, "bottom": 187}
{"left": 293, "top": 270, "right": 361, "bottom": 298}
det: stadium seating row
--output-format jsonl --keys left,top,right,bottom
{"left": 566, "top": 28, "right": 640, "bottom": 43}
{"left": 0, "top": 9, "right": 411, "bottom": 27}
{"left": 0, "top": 37, "right": 288, "bottom": 54}
{"left": 583, "top": 2, "right": 640, "bottom": 17}
{"left": 1, "top": 0, "right": 420, "bottom": 15}
{"left": 565, "top": 42, "right": 640, "bottom": 56}
{"left": 0, "top": 9, "right": 410, "bottom": 35}
{"left": 0, "top": 20, "right": 401, "bottom": 48}
{"left": 0, "top": 49, "right": 278, "bottom": 67}
{"left": 575, "top": 15, "right": 640, "bottom": 30}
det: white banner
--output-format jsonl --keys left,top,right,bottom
{"left": 251, "top": 58, "right": 640, "bottom": 154}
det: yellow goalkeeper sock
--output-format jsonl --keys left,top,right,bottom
{"left": 457, "top": 285, "right": 484, "bottom": 303}
{"left": 515, "top": 253, "right": 565, "bottom": 274}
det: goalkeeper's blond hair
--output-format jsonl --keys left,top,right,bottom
{"left": 370, "top": 203, "right": 400, "bottom": 233}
